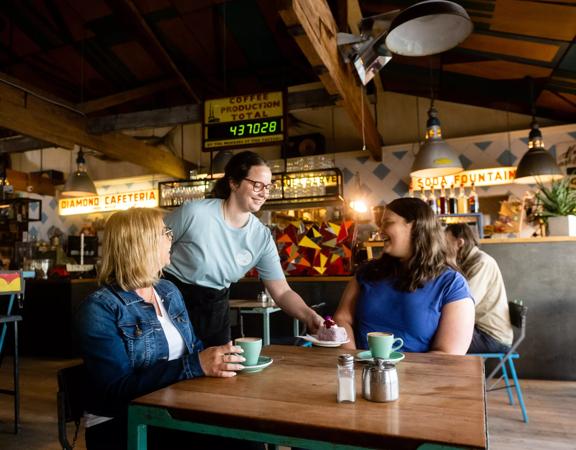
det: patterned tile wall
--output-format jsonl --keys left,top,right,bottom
{"left": 337, "top": 123, "right": 576, "bottom": 212}
{"left": 19, "top": 123, "right": 576, "bottom": 241}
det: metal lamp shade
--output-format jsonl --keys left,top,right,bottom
{"left": 62, "top": 170, "right": 98, "bottom": 197}
{"left": 411, "top": 139, "right": 463, "bottom": 178}
{"left": 385, "top": 0, "right": 473, "bottom": 57}
{"left": 514, "top": 147, "right": 563, "bottom": 184}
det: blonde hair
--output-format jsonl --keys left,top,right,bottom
{"left": 98, "top": 208, "right": 166, "bottom": 291}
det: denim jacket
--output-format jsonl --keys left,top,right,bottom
{"left": 75, "top": 279, "right": 205, "bottom": 417}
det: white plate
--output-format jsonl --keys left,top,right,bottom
{"left": 298, "top": 334, "right": 350, "bottom": 347}
{"left": 240, "top": 355, "right": 273, "bottom": 373}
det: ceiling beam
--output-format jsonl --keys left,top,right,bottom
{"left": 0, "top": 80, "right": 190, "bottom": 179}
{"left": 105, "top": 0, "right": 201, "bottom": 103}
{"left": 278, "top": 0, "right": 382, "bottom": 160}
{"left": 80, "top": 78, "right": 181, "bottom": 114}
{"left": 0, "top": 136, "right": 54, "bottom": 154}
{"left": 88, "top": 88, "right": 337, "bottom": 133}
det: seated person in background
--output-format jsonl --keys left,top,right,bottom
{"left": 334, "top": 198, "right": 475, "bottom": 355}
{"left": 445, "top": 223, "right": 513, "bottom": 354}
{"left": 76, "top": 208, "right": 261, "bottom": 450}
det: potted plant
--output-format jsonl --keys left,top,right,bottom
{"left": 535, "top": 177, "right": 576, "bottom": 236}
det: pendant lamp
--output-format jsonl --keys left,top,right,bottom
{"left": 62, "top": 147, "right": 98, "bottom": 197}
{"left": 410, "top": 104, "right": 463, "bottom": 178}
{"left": 514, "top": 121, "right": 563, "bottom": 184}
{"left": 385, "top": 0, "right": 473, "bottom": 57}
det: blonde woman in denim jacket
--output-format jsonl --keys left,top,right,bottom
{"left": 76, "top": 208, "right": 262, "bottom": 450}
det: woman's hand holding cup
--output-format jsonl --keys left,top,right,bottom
{"left": 199, "top": 341, "right": 245, "bottom": 377}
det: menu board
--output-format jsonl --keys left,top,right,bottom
{"left": 203, "top": 91, "right": 285, "bottom": 150}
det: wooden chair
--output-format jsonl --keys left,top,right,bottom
{"left": 473, "top": 300, "right": 529, "bottom": 423}
{"left": 57, "top": 364, "right": 87, "bottom": 450}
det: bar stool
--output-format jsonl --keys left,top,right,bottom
{"left": 0, "top": 270, "right": 28, "bottom": 434}
{"left": 0, "top": 314, "right": 22, "bottom": 434}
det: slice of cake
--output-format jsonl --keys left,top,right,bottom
{"left": 317, "top": 316, "right": 348, "bottom": 342}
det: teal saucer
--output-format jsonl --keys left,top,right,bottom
{"left": 355, "top": 350, "right": 405, "bottom": 363}
{"left": 241, "top": 355, "right": 273, "bottom": 373}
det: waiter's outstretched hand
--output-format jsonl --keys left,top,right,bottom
{"left": 199, "top": 341, "right": 245, "bottom": 377}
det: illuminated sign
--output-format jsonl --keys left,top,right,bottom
{"left": 412, "top": 167, "right": 517, "bottom": 190}
{"left": 203, "top": 91, "right": 285, "bottom": 150}
{"left": 59, "top": 189, "right": 158, "bottom": 216}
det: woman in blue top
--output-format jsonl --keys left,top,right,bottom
{"left": 76, "top": 208, "right": 260, "bottom": 450}
{"left": 334, "top": 198, "right": 475, "bottom": 354}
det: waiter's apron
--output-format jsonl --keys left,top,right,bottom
{"left": 163, "top": 273, "right": 230, "bottom": 347}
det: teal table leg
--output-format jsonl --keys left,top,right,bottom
{"left": 127, "top": 405, "right": 149, "bottom": 450}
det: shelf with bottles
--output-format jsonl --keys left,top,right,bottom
{"left": 158, "top": 178, "right": 219, "bottom": 208}
{"left": 415, "top": 182, "right": 480, "bottom": 216}
{"left": 263, "top": 168, "right": 344, "bottom": 209}
{"left": 0, "top": 197, "right": 42, "bottom": 224}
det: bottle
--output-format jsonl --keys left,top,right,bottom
{"left": 427, "top": 189, "right": 438, "bottom": 214}
{"left": 419, "top": 186, "right": 427, "bottom": 203}
{"left": 469, "top": 182, "right": 479, "bottom": 213}
{"left": 438, "top": 184, "right": 447, "bottom": 214}
{"left": 448, "top": 184, "right": 457, "bottom": 214}
{"left": 337, "top": 354, "right": 356, "bottom": 403}
{"left": 458, "top": 183, "right": 468, "bottom": 214}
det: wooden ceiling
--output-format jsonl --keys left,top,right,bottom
{"left": 0, "top": 0, "right": 574, "bottom": 169}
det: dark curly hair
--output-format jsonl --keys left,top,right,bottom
{"left": 212, "top": 151, "right": 268, "bottom": 199}
{"left": 358, "top": 197, "right": 457, "bottom": 291}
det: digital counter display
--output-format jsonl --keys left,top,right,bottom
{"left": 203, "top": 91, "right": 285, "bottom": 150}
{"left": 206, "top": 118, "right": 282, "bottom": 140}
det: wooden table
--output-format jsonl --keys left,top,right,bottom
{"left": 128, "top": 346, "right": 487, "bottom": 450}
{"left": 229, "top": 299, "right": 299, "bottom": 346}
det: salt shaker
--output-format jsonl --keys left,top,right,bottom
{"left": 337, "top": 354, "right": 356, "bottom": 403}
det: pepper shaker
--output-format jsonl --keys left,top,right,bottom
{"left": 337, "top": 354, "right": 356, "bottom": 403}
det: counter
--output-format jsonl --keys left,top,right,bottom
{"left": 480, "top": 237, "right": 576, "bottom": 381}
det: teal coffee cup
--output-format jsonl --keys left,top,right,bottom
{"left": 235, "top": 337, "right": 262, "bottom": 366}
{"left": 367, "top": 332, "right": 404, "bottom": 359}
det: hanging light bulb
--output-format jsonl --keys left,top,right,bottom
{"left": 62, "top": 147, "right": 98, "bottom": 197}
{"left": 349, "top": 171, "right": 368, "bottom": 213}
{"left": 410, "top": 103, "right": 463, "bottom": 178}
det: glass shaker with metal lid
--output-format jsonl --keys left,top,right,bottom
{"left": 362, "top": 358, "right": 399, "bottom": 402}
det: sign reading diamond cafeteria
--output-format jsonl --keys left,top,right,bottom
{"left": 412, "top": 167, "right": 516, "bottom": 190}
{"left": 59, "top": 189, "right": 158, "bottom": 216}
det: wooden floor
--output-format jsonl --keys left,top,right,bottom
{"left": 0, "top": 357, "right": 575, "bottom": 450}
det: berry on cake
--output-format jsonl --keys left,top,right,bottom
{"left": 317, "top": 316, "right": 348, "bottom": 342}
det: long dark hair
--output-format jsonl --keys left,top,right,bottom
{"left": 445, "top": 223, "right": 481, "bottom": 279}
{"left": 359, "top": 198, "right": 456, "bottom": 291}
{"left": 212, "top": 151, "right": 268, "bottom": 199}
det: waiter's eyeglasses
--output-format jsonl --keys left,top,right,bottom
{"left": 243, "top": 178, "right": 275, "bottom": 193}
{"left": 162, "top": 226, "right": 174, "bottom": 240}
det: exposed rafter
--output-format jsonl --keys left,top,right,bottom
{"left": 88, "top": 88, "right": 336, "bottom": 133}
{"left": 0, "top": 136, "right": 53, "bottom": 154}
{"left": 0, "top": 80, "right": 190, "bottom": 179}
{"left": 105, "top": 0, "right": 201, "bottom": 103}
{"left": 81, "top": 79, "right": 181, "bottom": 114}
{"left": 278, "top": 0, "right": 382, "bottom": 160}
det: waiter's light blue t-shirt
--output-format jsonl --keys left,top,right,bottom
{"left": 355, "top": 268, "right": 472, "bottom": 352}
{"left": 164, "top": 199, "right": 285, "bottom": 289}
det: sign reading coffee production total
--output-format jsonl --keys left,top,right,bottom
{"left": 203, "top": 91, "right": 285, "bottom": 150}
{"left": 58, "top": 189, "right": 158, "bottom": 216}
{"left": 412, "top": 167, "right": 517, "bottom": 191}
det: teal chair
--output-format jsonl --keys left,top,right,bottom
{"left": 473, "top": 301, "right": 528, "bottom": 423}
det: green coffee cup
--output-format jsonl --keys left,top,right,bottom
{"left": 235, "top": 337, "right": 262, "bottom": 366}
{"left": 367, "top": 332, "right": 404, "bottom": 359}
